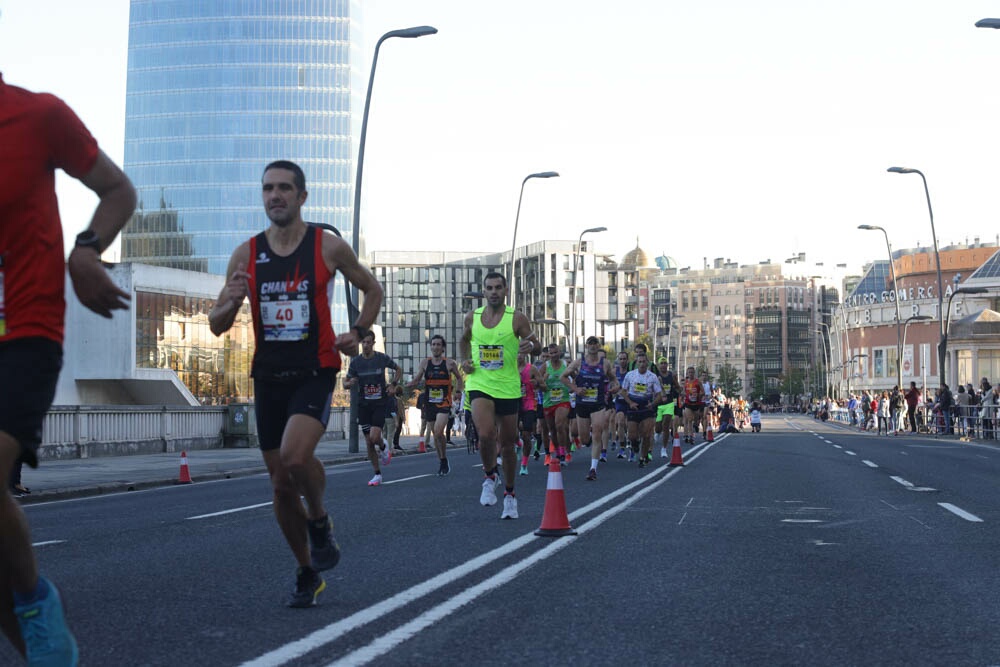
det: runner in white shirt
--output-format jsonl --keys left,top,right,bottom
{"left": 618, "top": 353, "right": 663, "bottom": 469}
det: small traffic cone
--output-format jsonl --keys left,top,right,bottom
{"left": 177, "top": 451, "right": 193, "bottom": 484}
{"left": 535, "top": 458, "right": 577, "bottom": 537}
{"left": 706, "top": 427, "right": 714, "bottom": 442}
{"left": 418, "top": 437, "right": 427, "bottom": 453}
{"left": 668, "top": 438, "right": 684, "bottom": 467}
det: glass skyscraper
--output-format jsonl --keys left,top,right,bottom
{"left": 123, "top": 0, "right": 362, "bottom": 334}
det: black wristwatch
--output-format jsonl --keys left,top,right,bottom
{"left": 74, "top": 230, "right": 102, "bottom": 253}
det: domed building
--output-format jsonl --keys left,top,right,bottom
{"left": 655, "top": 253, "right": 679, "bottom": 273}
{"left": 620, "top": 237, "right": 655, "bottom": 272}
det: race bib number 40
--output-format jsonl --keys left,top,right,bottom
{"left": 261, "top": 298, "right": 310, "bottom": 341}
{"left": 478, "top": 345, "right": 503, "bottom": 371}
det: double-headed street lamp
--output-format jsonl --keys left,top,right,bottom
{"left": 902, "top": 314, "right": 931, "bottom": 382}
{"left": 886, "top": 167, "right": 945, "bottom": 388}
{"left": 858, "top": 224, "right": 903, "bottom": 388}
{"left": 509, "top": 171, "right": 560, "bottom": 307}
{"left": 570, "top": 226, "right": 607, "bottom": 359}
{"left": 350, "top": 24, "right": 437, "bottom": 453}
{"left": 942, "top": 287, "right": 989, "bottom": 386}
{"left": 847, "top": 353, "right": 868, "bottom": 397}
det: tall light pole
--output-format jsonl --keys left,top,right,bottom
{"left": 858, "top": 224, "right": 903, "bottom": 388}
{"left": 887, "top": 167, "right": 944, "bottom": 388}
{"left": 902, "top": 314, "right": 932, "bottom": 381}
{"left": 813, "top": 326, "right": 830, "bottom": 397}
{"left": 942, "top": 287, "right": 989, "bottom": 386}
{"left": 570, "top": 226, "right": 607, "bottom": 360}
{"left": 665, "top": 314, "right": 685, "bottom": 370}
{"left": 508, "top": 171, "right": 560, "bottom": 307}
{"left": 975, "top": 18, "right": 1000, "bottom": 28}
{"left": 847, "top": 353, "right": 868, "bottom": 398}
{"left": 534, "top": 318, "right": 569, "bottom": 352}
{"left": 349, "top": 24, "right": 436, "bottom": 453}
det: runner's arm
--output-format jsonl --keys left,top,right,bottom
{"left": 209, "top": 242, "right": 252, "bottom": 336}
{"left": 459, "top": 311, "right": 475, "bottom": 374}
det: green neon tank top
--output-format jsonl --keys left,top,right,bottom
{"left": 465, "top": 306, "right": 520, "bottom": 399}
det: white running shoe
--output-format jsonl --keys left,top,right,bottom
{"left": 660, "top": 446, "right": 668, "bottom": 459}
{"left": 368, "top": 474, "right": 382, "bottom": 486}
{"left": 501, "top": 494, "right": 518, "bottom": 519}
{"left": 480, "top": 477, "right": 498, "bottom": 506}
{"left": 379, "top": 447, "right": 390, "bottom": 466}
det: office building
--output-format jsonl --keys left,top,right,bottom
{"left": 122, "top": 0, "right": 363, "bottom": 335}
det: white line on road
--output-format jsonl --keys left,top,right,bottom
{"left": 241, "top": 438, "right": 723, "bottom": 667}
{"left": 323, "top": 441, "right": 721, "bottom": 667}
{"left": 862, "top": 460, "right": 879, "bottom": 468}
{"left": 833, "top": 444, "right": 843, "bottom": 449}
{"left": 938, "top": 503, "right": 984, "bottom": 522}
{"left": 844, "top": 450, "right": 857, "bottom": 456}
{"left": 382, "top": 474, "right": 433, "bottom": 485}
{"left": 891, "top": 476, "right": 914, "bottom": 488}
{"left": 187, "top": 501, "right": 272, "bottom": 520}
{"left": 31, "top": 540, "right": 66, "bottom": 547}
{"left": 890, "top": 476, "right": 936, "bottom": 492}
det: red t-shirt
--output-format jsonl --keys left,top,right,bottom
{"left": 0, "top": 73, "right": 99, "bottom": 344}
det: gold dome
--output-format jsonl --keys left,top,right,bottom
{"left": 621, "top": 237, "right": 654, "bottom": 269}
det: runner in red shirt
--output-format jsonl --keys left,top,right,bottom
{"left": 1, "top": 72, "right": 136, "bottom": 665}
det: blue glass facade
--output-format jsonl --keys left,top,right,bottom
{"left": 123, "top": 0, "right": 362, "bottom": 334}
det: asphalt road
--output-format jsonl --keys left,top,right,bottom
{"left": 4, "top": 415, "right": 1000, "bottom": 666}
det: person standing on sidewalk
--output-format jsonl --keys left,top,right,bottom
{"left": 209, "top": 160, "right": 383, "bottom": 608}
{"left": 459, "top": 272, "right": 541, "bottom": 520}
{"left": 344, "top": 330, "right": 400, "bottom": 486}
{"left": 1, "top": 72, "right": 136, "bottom": 665}
{"left": 407, "top": 335, "right": 463, "bottom": 476}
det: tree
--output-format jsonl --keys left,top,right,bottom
{"left": 716, "top": 362, "right": 742, "bottom": 397}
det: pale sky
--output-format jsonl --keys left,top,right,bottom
{"left": 3, "top": 0, "right": 1000, "bottom": 273}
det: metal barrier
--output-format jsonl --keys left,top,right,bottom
{"left": 40, "top": 405, "right": 351, "bottom": 460}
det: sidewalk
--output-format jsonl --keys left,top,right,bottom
{"left": 16, "top": 435, "right": 448, "bottom": 503}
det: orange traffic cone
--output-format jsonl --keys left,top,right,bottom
{"left": 706, "top": 427, "right": 714, "bottom": 442}
{"left": 535, "top": 458, "right": 577, "bottom": 537}
{"left": 418, "top": 437, "right": 427, "bottom": 453}
{"left": 668, "top": 438, "right": 684, "bottom": 467}
{"left": 177, "top": 451, "right": 193, "bottom": 484}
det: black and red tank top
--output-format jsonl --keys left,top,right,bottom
{"left": 248, "top": 226, "right": 340, "bottom": 377}
{"left": 424, "top": 357, "right": 453, "bottom": 409}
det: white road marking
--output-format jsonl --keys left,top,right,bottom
{"left": 833, "top": 444, "right": 842, "bottom": 449}
{"left": 891, "top": 476, "right": 914, "bottom": 489}
{"left": 890, "top": 476, "right": 936, "bottom": 492}
{"left": 31, "top": 540, "right": 66, "bottom": 547}
{"left": 187, "top": 501, "right": 272, "bottom": 520}
{"left": 241, "top": 436, "right": 724, "bottom": 667}
{"left": 862, "top": 460, "right": 879, "bottom": 468}
{"left": 382, "top": 474, "right": 433, "bottom": 485}
{"left": 678, "top": 512, "right": 687, "bottom": 525}
{"left": 844, "top": 450, "right": 857, "bottom": 456}
{"left": 938, "top": 503, "right": 983, "bottom": 522}
{"left": 782, "top": 519, "right": 823, "bottom": 523}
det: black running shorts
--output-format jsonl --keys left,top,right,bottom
{"left": 253, "top": 369, "right": 336, "bottom": 451}
{"left": 0, "top": 337, "right": 62, "bottom": 467}
{"left": 468, "top": 390, "right": 519, "bottom": 417}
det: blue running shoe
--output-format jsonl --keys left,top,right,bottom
{"left": 14, "top": 576, "right": 79, "bottom": 667}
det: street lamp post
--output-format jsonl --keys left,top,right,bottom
{"left": 665, "top": 314, "right": 685, "bottom": 371}
{"left": 847, "top": 353, "right": 868, "bottom": 398}
{"left": 812, "top": 327, "right": 830, "bottom": 397}
{"left": 942, "top": 287, "right": 989, "bottom": 386}
{"left": 976, "top": 18, "right": 1000, "bottom": 28}
{"left": 534, "top": 318, "right": 569, "bottom": 352}
{"left": 350, "top": 24, "right": 436, "bottom": 454}
{"left": 887, "top": 167, "right": 945, "bottom": 388}
{"left": 570, "top": 226, "right": 607, "bottom": 360}
{"left": 901, "top": 314, "right": 932, "bottom": 382}
{"left": 508, "top": 171, "right": 560, "bottom": 308}
{"left": 859, "top": 224, "right": 903, "bottom": 388}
